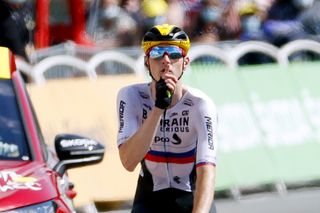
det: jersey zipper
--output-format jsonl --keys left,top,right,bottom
{"left": 163, "top": 109, "right": 172, "bottom": 188}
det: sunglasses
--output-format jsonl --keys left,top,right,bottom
{"left": 148, "top": 46, "right": 185, "bottom": 60}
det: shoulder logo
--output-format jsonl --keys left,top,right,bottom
{"left": 183, "top": 99, "right": 193, "bottom": 106}
{"left": 204, "top": 116, "right": 214, "bottom": 150}
{"left": 139, "top": 91, "right": 149, "bottom": 99}
{"left": 170, "top": 112, "right": 178, "bottom": 118}
{"left": 118, "top": 100, "right": 126, "bottom": 133}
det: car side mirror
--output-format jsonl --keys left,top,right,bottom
{"left": 53, "top": 134, "right": 105, "bottom": 176}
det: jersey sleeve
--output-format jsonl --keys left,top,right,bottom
{"left": 195, "top": 97, "right": 218, "bottom": 167}
{"left": 116, "top": 86, "right": 140, "bottom": 147}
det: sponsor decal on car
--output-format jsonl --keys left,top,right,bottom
{"left": 0, "top": 171, "right": 42, "bottom": 192}
{"left": 60, "top": 139, "right": 98, "bottom": 148}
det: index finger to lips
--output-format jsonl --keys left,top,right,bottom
{"left": 164, "top": 78, "right": 176, "bottom": 92}
{"left": 163, "top": 74, "right": 177, "bottom": 83}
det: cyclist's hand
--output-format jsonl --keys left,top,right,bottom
{"left": 155, "top": 78, "right": 173, "bottom": 109}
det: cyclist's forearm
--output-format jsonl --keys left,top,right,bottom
{"left": 119, "top": 107, "right": 164, "bottom": 171}
{"left": 192, "top": 165, "right": 216, "bottom": 213}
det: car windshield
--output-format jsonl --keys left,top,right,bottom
{"left": 0, "top": 80, "right": 31, "bottom": 161}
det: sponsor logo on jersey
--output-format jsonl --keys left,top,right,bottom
{"left": 118, "top": 100, "right": 126, "bottom": 133}
{"left": 139, "top": 91, "right": 149, "bottom": 99}
{"left": 173, "top": 176, "right": 181, "bottom": 184}
{"left": 183, "top": 99, "right": 193, "bottom": 106}
{"left": 170, "top": 112, "right": 179, "bottom": 118}
{"left": 182, "top": 110, "right": 189, "bottom": 116}
{"left": 160, "top": 116, "right": 190, "bottom": 133}
{"left": 160, "top": 117, "right": 189, "bottom": 127}
{"left": 172, "top": 133, "right": 182, "bottom": 145}
{"left": 205, "top": 116, "right": 214, "bottom": 150}
{"left": 154, "top": 133, "right": 182, "bottom": 145}
{"left": 143, "top": 103, "right": 152, "bottom": 110}
{"left": 143, "top": 108, "right": 148, "bottom": 119}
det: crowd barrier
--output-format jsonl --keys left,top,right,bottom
{"left": 17, "top": 39, "right": 320, "bottom": 84}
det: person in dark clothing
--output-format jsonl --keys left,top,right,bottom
{"left": 0, "top": 0, "right": 31, "bottom": 61}
{"left": 263, "top": 0, "right": 308, "bottom": 47}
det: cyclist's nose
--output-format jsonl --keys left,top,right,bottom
{"left": 160, "top": 54, "right": 171, "bottom": 74}
{"left": 162, "top": 53, "right": 171, "bottom": 63}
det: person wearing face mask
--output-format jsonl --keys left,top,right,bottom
{"left": 193, "top": 0, "right": 222, "bottom": 43}
{"left": 140, "top": 0, "right": 168, "bottom": 34}
{"left": 94, "top": 0, "right": 138, "bottom": 47}
{"left": 237, "top": 1, "right": 276, "bottom": 65}
{"left": 116, "top": 24, "right": 218, "bottom": 213}
{"left": 238, "top": 2, "right": 265, "bottom": 41}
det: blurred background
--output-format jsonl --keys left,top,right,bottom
{"left": 2, "top": 0, "right": 320, "bottom": 212}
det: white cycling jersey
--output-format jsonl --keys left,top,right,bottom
{"left": 117, "top": 83, "right": 217, "bottom": 192}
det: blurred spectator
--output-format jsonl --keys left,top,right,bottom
{"left": 192, "top": 0, "right": 223, "bottom": 43}
{"left": 140, "top": 0, "right": 185, "bottom": 34}
{"left": 298, "top": 0, "right": 320, "bottom": 40}
{"left": 94, "top": 0, "right": 139, "bottom": 48}
{"left": 255, "top": 0, "right": 275, "bottom": 18}
{"left": 86, "top": 0, "right": 100, "bottom": 36}
{"left": 120, "top": 0, "right": 144, "bottom": 40}
{"left": 179, "top": 0, "right": 203, "bottom": 37}
{"left": 120, "top": 0, "right": 142, "bottom": 24}
{"left": 237, "top": 0, "right": 277, "bottom": 65}
{"left": 262, "top": 0, "right": 308, "bottom": 47}
{"left": 295, "top": 0, "right": 320, "bottom": 60}
{"left": 140, "top": 0, "right": 168, "bottom": 34}
{"left": 0, "top": 0, "right": 34, "bottom": 61}
{"left": 219, "top": 0, "right": 242, "bottom": 40}
{"left": 238, "top": 1, "right": 265, "bottom": 41}
{"left": 166, "top": 0, "right": 185, "bottom": 28}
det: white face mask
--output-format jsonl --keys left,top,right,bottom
{"left": 200, "top": 7, "right": 222, "bottom": 23}
{"left": 241, "top": 15, "right": 261, "bottom": 33}
{"left": 101, "top": 5, "right": 121, "bottom": 20}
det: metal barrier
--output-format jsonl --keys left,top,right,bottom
{"left": 278, "top": 39, "right": 320, "bottom": 66}
{"left": 87, "top": 51, "right": 137, "bottom": 76}
{"left": 229, "top": 41, "right": 280, "bottom": 68}
{"left": 17, "top": 39, "right": 320, "bottom": 85}
{"left": 32, "top": 55, "right": 95, "bottom": 85}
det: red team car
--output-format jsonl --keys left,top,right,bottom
{"left": 0, "top": 47, "right": 105, "bottom": 212}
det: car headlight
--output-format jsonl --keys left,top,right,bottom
{"left": 5, "top": 200, "right": 57, "bottom": 213}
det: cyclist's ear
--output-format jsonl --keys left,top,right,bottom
{"left": 183, "top": 56, "right": 190, "bottom": 69}
{"left": 144, "top": 56, "right": 149, "bottom": 67}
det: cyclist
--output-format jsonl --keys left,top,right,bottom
{"left": 116, "top": 23, "right": 217, "bottom": 213}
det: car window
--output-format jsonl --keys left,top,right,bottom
{"left": 0, "top": 79, "right": 31, "bottom": 161}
